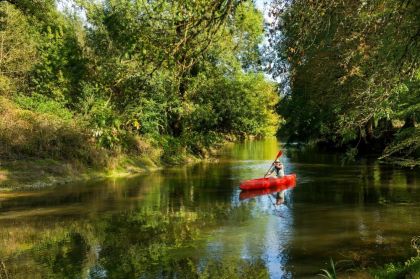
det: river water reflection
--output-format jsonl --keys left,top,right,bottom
{"left": 0, "top": 139, "right": 419, "bottom": 278}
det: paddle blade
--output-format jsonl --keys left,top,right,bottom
{"left": 276, "top": 150, "right": 283, "bottom": 159}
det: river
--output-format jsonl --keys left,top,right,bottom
{"left": 0, "top": 139, "right": 419, "bottom": 278}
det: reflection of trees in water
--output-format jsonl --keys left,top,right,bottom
{"left": 222, "top": 137, "right": 280, "bottom": 161}
{"left": 42, "top": 232, "right": 92, "bottom": 278}
{"left": 291, "top": 166, "right": 420, "bottom": 275}
{"left": 1, "top": 142, "right": 419, "bottom": 278}
{"left": 0, "top": 175, "right": 270, "bottom": 278}
{"left": 284, "top": 154, "right": 420, "bottom": 277}
{"left": 0, "top": 219, "right": 98, "bottom": 279}
{"left": 290, "top": 154, "right": 420, "bottom": 205}
{"left": 92, "top": 205, "right": 266, "bottom": 278}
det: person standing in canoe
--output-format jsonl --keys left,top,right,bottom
{"left": 265, "top": 160, "right": 285, "bottom": 178}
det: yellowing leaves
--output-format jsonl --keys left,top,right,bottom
{"left": 349, "top": 66, "right": 363, "bottom": 77}
{"left": 133, "top": 120, "right": 141, "bottom": 130}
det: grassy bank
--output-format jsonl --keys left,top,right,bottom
{"left": 317, "top": 256, "right": 420, "bottom": 279}
{"left": 370, "top": 256, "right": 420, "bottom": 279}
{"left": 0, "top": 155, "right": 160, "bottom": 191}
{"left": 371, "top": 237, "right": 420, "bottom": 278}
{"left": 0, "top": 96, "right": 158, "bottom": 190}
{"left": 320, "top": 237, "right": 420, "bottom": 279}
{"left": 0, "top": 96, "right": 210, "bottom": 190}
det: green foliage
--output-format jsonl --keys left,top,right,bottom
{"left": 187, "top": 72, "right": 278, "bottom": 137}
{"left": 231, "top": 1, "right": 264, "bottom": 71}
{"left": 318, "top": 258, "right": 337, "bottom": 279}
{"left": 268, "top": 0, "right": 419, "bottom": 164}
{"left": 159, "top": 136, "right": 188, "bottom": 164}
{"left": 0, "top": 97, "right": 103, "bottom": 165}
{"left": 14, "top": 93, "right": 73, "bottom": 121}
{"left": 0, "top": 2, "right": 38, "bottom": 93}
{"left": 0, "top": 0, "right": 278, "bottom": 165}
{"left": 182, "top": 131, "right": 223, "bottom": 157}
{"left": 80, "top": 96, "right": 122, "bottom": 149}
{"left": 7, "top": 0, "right": 56, "bottom": 22}
{"left": 122, "top": 98, "right": 168, "bottom": 137}
{"left": 30, "top": 20, "right": 86, "bottom": 103}
{"left": 371, "top": 257, "right": 420, "bottom": 279}
{"left": 413, "top": 236, "right": 420, "bottom": 257}
{"left": 380, "top": 127, "right": 420, "bottom": 168}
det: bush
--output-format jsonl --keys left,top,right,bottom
{"left": 14, "top": 93, "right": 73, "bottom": 120}
{"left": 122, "top": 134, "right": 162, "bottom": 162}
{"left": 181, "top": 131, "right": 224, "bottom": 157}
{"left": 77, "top": 86, "right": 123, "bottom": 149}
{"left": 158, "top": 136, "right": 188, "bottom": 164}
{"left": 371, "top": 257, "right": 420, "bottom": 279}
{"left": 0, "top": 97, "right": 105, "bottom": 166}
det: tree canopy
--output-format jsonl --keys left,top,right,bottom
{"left": 268, "top": 0, "right": 419, "bottom": 166}
{"left": 0, "top": 0, "right": 278, "bottom": 164}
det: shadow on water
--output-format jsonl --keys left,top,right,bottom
{"left": 0, "top": 138, "right": 419, "bottom": 278}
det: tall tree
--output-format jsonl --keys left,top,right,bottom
{"left": 0, "top": 2, "right": 38, "bottom": 94}
{"left": 268, "top": 0, "right": 419, "bottom": 165}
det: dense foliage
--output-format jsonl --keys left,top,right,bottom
{"left": 0, "top": 0, "right": 278, "bottom": 165}
{"left": 268, "top": 0, "right": 419, "bottom": 167}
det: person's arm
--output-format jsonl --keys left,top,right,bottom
{"left": 264, "top": 166, "right": 274, "bottom": 178}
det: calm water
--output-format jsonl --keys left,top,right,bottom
{"left": 0, "top": 139, "right": 419, "bottom": 278}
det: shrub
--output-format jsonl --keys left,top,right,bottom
{"left": 371, "top": 257, "right": 420, "bottom": 279}
{"left": 0, "top": 97, "right": 105, "bottom": 166}
{"left": 14, "top": 93, "right": 73, "bottom": 120}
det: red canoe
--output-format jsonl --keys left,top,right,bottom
{"left": 239, "top": 174, "right": 296, "bottom": 190}
{"left": 239, "top": 183, "right": 296, "bottom": 200}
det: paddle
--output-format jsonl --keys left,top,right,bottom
{"left": 264, "top": 150, "right": 283, "bottom": 178}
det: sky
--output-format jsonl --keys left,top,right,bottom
{"left": 58, "top": 0, "right": 273, "bottom": 19}
{"left": 255, "top": 0, "right": 274, "bottom": 24}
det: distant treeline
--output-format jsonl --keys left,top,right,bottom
{"left": 0, "top": 0, "right": 278, "bottom": 165}
{"left": 268, "top": 0, "right": 419, "bottom": 167}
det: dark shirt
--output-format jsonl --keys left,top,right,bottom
{"left": 268, "top": 165, "right": 285, "bottom": 177}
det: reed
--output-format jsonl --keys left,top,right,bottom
{"left": 318, "top": 258, "right": 337, "bottom": 279}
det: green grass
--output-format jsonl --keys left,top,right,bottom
{"left": 371, "top": 257, "right": 420, "bottom": 279}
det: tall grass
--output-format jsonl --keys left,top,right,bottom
{"left": 370, "top": 237, "right": 420, "bottom": 278}
{"left": 0, "top": 97, "right": 105, "bottom": 166}
{"left": 318, "top": 258, "right": 337, "bottom": 279}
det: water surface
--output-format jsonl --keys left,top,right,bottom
{"left": 0, "top": 139, "right": 419, "bottom": 278}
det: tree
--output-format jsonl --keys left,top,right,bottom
{"left": 0, "top": 2, "right": 38, "bottom": 94}
{"left": 268, "top": 0, "right": 420, "bottom": 165}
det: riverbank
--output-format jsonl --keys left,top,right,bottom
{"left": 293, "top": 139, "right": 419, "bottom": 169}
{"left": 321, "top": 237, "right": 420, "bottom": 278}
{"left": 0, "top": 96, "right": 225, "bottom": 191}
{"left": 0, "top": 155, "right": 160, "bottom": 191}
{"left": 370, "top": 256, "right": 420, "bottom": 278}
{"left": 0, "top": 141, "right": 226, "bottom": 190}
{"left": 326, "top": 256, "right": 420, "bottom": 278}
